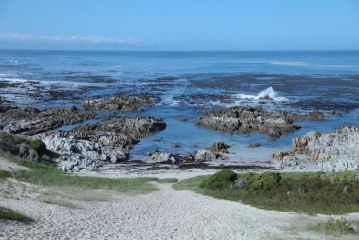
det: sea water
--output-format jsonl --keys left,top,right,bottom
{"left": 1, "top": 50, "right": 359, "bottom": 162}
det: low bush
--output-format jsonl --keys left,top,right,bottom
{"left": 29, "top": 139, "right": 46, "bottom": 156}
{"left": 328, "top": 171, "right": 358, "bottom": 184}
{"left": 236, "top": 172, "right": 281, "bottom": 191}
{"left": 200, "top": 169, "right": 238, "bottom": 190}
{"left": 176, "top": 170, "right": 359, "bottom": 214}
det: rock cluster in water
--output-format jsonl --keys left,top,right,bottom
{"left": 273, "top": 124, "right": 359, "bottom": 171}
{"left": 148, "top": 141, "right": 230, "bottom": 164}
{"left": 195, "top": 106, "right": 323, "bottom": 140}
{"left": 43, "top": 116, "right": 167, "bottom": 171}
{"left": 82, "top": 95, "right": 156, "bottom": 112}
{"left": 0, "top": 106, "right": 95, "bottom": 135}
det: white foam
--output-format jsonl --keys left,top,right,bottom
{"left": 271, "top": 61, "right": 359, "bottom": 69}
{"left": 271, "top": 61, "right": 307, "bottom": 66}
{"left": 0, "top": 77, "right": 30, "bottom": 83}
{"left": 9, "top": 60, "right": 18, "bottom": 65}
{"left": 0, "top": 73, "right": 17, "bottom": 77}
{"left": 158, "top": 95, "right": 179, "bottom": 106}
{"left": 233, "top": 87, "right": 288, "bottom": 102}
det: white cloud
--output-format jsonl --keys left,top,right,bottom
{"left": 0, "top": 33, "right": 142, "bottom": 45}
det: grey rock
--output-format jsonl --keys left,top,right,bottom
{"left": 18, "top": 143, "right": 30, "bottom": 158}
{"left": 195, "top": 150, "right": 216, "bottom": 161}
{"left": 27, "top": 149, "right": 39, "bottom": 162}
{"left": 43, "top": 116, "right": 166, "bottom": 171}
{"left": 149, "top": 151, "right": 176, "bottom": 164}
{"left": 275, "top": 125, "right": 359, "bottom": 171}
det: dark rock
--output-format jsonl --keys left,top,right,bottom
{"left": 0, "top": 106, "right": 95, "bottom": 135}
{"left": 176, "top": 115, "right": 188, "bottom": 122}
{"left": 249, "top": 143, "right": 261, "bottom": 148}
{"left": 305, "top": 111, "right": 324, "bottom": 121}
{"left": 219, "top": 99, "right": 235, "bottom": 104}
{"left": 82, "top": 95, "right": 155, "bottom": 112}
{"left": 210, "top": 141, "right": 230, "bottom": 153}
{"left": 195, "top": 106, "right": 304, "bottom": 140}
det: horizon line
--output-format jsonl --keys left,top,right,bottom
{"left": 1, "top": 48, "right": 359, "bottom": 53}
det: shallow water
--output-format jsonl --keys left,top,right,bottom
{"left": 1, "top": 50, "right": 359, "bottom": 161}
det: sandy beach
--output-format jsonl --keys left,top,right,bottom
{"left": 0, "top": 157, "right": 358, "bottom": 240}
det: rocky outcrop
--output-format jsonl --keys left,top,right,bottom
{"left": 195, "top": 106, "right": 324, "bottom": 140}
{"left": 194, "top": 150, "right": 218, "bottom": 161}
{"left": 148, "top": 149, "right": 195, "bottom": 164}
{"left": 82, "top": 95, "right": 156, "bottom": 112}
{"left": 209, "top": 141, "right": 230, "bottom": 153}
{"left": 196, "top": 106, "right": 303, "bottom": 140}
{"left": 43, "top": 116, "right": 166, "bottom": 171}
{"left": 0, "top": 106, "right": 95, "bottom": 135}
{"left": 194, "top": 149, "right": 228, "bottom": 161}
{"left": 43, "top": 133, "right": 126, "bottom": 171}
{"left": 248, "top": 143, "right": 261, "bottom": 148}
{"left": 176, "top": 115, "right": 188, "bottom": 122}
{"left": 147, "top": 141, "right": 230, "bottom": 164}
{"left": 274, "top": 124, "right": 359, "bottom": 171}
{"left": 67, "top": 116, "right": 166, "bottom": 145}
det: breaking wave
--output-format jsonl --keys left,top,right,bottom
{"left": 233, "top": 87, "right": 288, "bottom": 102}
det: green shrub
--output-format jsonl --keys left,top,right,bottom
{"left": 200, "top": 169, "right": 238, "bottom": 190}
{"left": 312, "top": 218, "right": 355, "bottom": 235}
{"left": 0, "top": 207, "right": 33, "bottom": 223}
{"left": 176, "top": 171, "right": 359, "bottom": 214}
{"left": 235, "top": 172, "right": 281, "bottom": 190}
{"left": 329, "top": 172, "right": 358, "bottom": 184}
{"left": 0, "top": 170, "right": 11, "bottom": 179}
{"left": 250, "top": 172, "right": 281, "bottom": 190}
{"left": 29, "top": 139, "right": 46, "bottom": 156}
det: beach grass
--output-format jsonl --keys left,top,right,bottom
{"left": 38, "top": 195, "right": 79, "bottom": 209}
{"left": 310, "top": 218, "right": 356, "bottom": 235}
{"left": 13, "top": 162, "right": 158, "bottom": 194}
{"left": 0, "top": 170, "right": 11, "bottom": 179}
{"left": 0, "top": 206, "right": 33, "bottom": 223}
{"left": 156, "top": 178, "right": 178, "bottom": 183}
{"left": 173, "top": 170, "right": 359, "bottom": 215}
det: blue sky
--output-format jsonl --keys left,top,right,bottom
{"left": 0, "top": 0, "right": 358, "bottom": 50}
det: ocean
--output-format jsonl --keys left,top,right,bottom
{"left": 1, "top": 50, "right": 359, "bottom": 162}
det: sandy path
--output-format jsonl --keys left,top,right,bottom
{"left": 2, "top": 181, "right": 356, "bottom": 240}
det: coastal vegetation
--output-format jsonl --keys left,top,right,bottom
{"left": 174, "top": 170, "right": 359, "bottom": 214}
{"left": 310, "top": 218, "right": 356, "bottom": 235}
{"left": 29, "top": 139, "right": 47, "bottom": 156}
{"left": 0, "top": 170, "right": 11, "bottom": 179}
{"left": 0, "top": 207, "right": 33, "bottom": 223}
{"left": 13, "top": 163, "right": 158, "bottom": 194}
{"left": 156, "top": 178, "right": 178, "bottom": 183}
